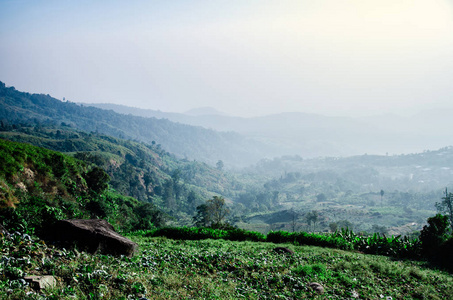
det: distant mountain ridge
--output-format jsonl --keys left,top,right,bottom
{"left": 0, "top": 81, "right": 279, "bottom": 167}
{"left": 2, "top": 81, "right": 452, "bottom": 168}
{"left": 88, "top": 103, "right": 453, "bottom": 158}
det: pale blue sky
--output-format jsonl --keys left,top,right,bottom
{"left": 1, "top": 0, "right": 453, "bottom": 117}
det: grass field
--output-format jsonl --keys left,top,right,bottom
{"left": 1, "top": 231, "right": 453, "bottom": 299}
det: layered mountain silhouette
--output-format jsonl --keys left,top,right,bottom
{"left": 2, "top": 81, "right": 451, "bottom": 168}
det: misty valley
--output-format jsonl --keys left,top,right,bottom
{"left": 1, "top": 82, "right": 448, "bottom": 235}
{"left": 1, "top": 82, "right": 453, "bottom": 298}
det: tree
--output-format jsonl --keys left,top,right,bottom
{"left": 290, "top": 207, "right": 300, "bottom": 232}
{"left": 187, "top": 190, "right": 198, "bottom": 213}
{"left": 216, "top": 160, "right": 224, "bottom": 171}
{"left": 380, "top": 189, "right": 385, "bottom": 206}
{"left": 329, "top": 222, "right": 338, "bottom": 232}
{"left": 207, "top": 196, "right": 229, "bottom": 225}
{"left": 337, "top": 219, "right": 353, "bottom": 231}
{"left": 133, "top": 202, "right": 166, "bottom": 230}
{"left": 162, "top": 179, "right": 175, "bottom": 211}
{"left": 436, "top": 188, "right": 453, "bottom": 232}
{"left": 420, "top": 214, "right": 450, "bottom": 255}
{"left": 193, "top": 204, "right": 210, "bottom": 227}
{"left": 171, "top": 169, "right": 183, "bottom": 202}
{"left": 306, "top": 210, "right": 318, "bottom": 232}
{"left": 193, "top": 196, "right": 230, "bottom": 227}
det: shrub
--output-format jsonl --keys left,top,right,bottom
{"left": 419, "top": 214, "right": 449, "bottom": 256}
{"left": 147, "top": 226, "right": 265, "bottom": 242}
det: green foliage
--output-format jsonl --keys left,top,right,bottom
{"left": 436, "top": 188, "right": 453, "bottom": 232}
{"left": 146, "top": 225, "right": 421, "bottom": 261}
{"left": 146, "top": 226, "right": 265, "bottom": 242}
{"left": 438, "top": 237, "right": 453, "bottom": 271}
{"left": 0, "top": 139, "right": 165, "bottom": 235}
{"left": 419, "top": 214, "right": 450, "bottom": 255}
{"left": 267, "top": 230, "right": 352, "bottom": 251}
{"left": 292, "top": 263, "right": 330, "bottom": 281}
{"left": 194, "top": 196, "right": 230, "bottom": 227}
{"left": 193, "top": 204, "right": 210, "bottom": 227}
{"left": 85, "top": 167, "right": 110, "bottom": 194}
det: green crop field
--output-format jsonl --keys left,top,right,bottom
{"left": 1, "top": 232, "right": 452, "bottom": 300}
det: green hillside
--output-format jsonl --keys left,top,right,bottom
{"left": 0, "top": 124, "right": 262, "bottom": 226}
{"left": 0, "top": 123, "right": 441, "bottom": 235}
{"left": 0, "top": 138, "right": 163, "bottom": 234}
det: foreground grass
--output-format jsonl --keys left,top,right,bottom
{"left": 1, "top": 232, "right": 452, "bottom": 299}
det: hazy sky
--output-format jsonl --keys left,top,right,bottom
{"left": 1, "top": 0, "right": 453, "bottom": 117}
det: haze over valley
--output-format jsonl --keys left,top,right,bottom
{"left": 90, "top": 102, "right": 453, "bottom": 160}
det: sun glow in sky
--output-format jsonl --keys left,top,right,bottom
{"left": 1, "top": 0, "right": 453, "bottom": 117}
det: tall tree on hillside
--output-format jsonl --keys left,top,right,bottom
{"left": 216, "top": 160, "right": 224, "bottom": 171}
{"left": 193, "top": 196, "right": 230, "bottom": 227}
{"left": 163, "top": 179, "right": 175, "bottom": 212}
{"left": 306, "top": 210, "right": 319, "bottom": 232}
{"left": 187, "top": 190, "right": 197, "bottom": 213}
{"left": 207, "top": 196, "right": 229, "bottom": 226}
{"left": 193, "top": 204, "right": 210, "bottom": 227}
{"left": 436, "top": 188, "right": 453, "bottom": 232}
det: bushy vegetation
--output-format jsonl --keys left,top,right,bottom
{"left": 146, "top": 226, "right": 265, "bottom": 242}
{"left": 146, "top": 226, "right": 422, "bottom": 260}
{"left": 0, "top": 139, "right": 163, "bottom": 235}
{"left": 267, "top": 230, "right": 352, "bottom": 251}
{"left": 144, "top": 222, "right": 453, "bottom": 273}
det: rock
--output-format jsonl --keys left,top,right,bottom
{"left": 25, "top": 275, "right": 57, "bottom": 290}
{"left": 309, "top": 282, "right": 325, "bottom": 294}
{"left": 273, "top": 247, "right": 294, "bottom": 255}
{"left": 50, "top": 219, "right": 138, "bottom": 257}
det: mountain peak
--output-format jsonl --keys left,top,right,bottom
{"left": 184, "top": 107, "right": 227, "bottom": 117}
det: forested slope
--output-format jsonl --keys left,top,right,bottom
{"left": 0, "top": 124, "right": 257, "bottom": 225}
{"left": 0, "top": 138, "right": 164, "bottom": 234}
